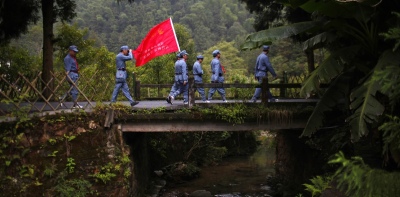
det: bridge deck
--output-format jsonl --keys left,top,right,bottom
{"left": 0, "top": 99, "right": 318, "bottom": 123}
{"left": 0, "top": 99, "right": 318, "bottom": 111}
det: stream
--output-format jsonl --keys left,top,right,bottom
{"left": 159, "top": 139, "right": 275, "bottom": 197}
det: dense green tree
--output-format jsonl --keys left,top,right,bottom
{"left": 41, "top": 0, "right": 77, "bottom": 98}
{"left": 0, "top": 0, "right": 77, "bottom": 98}
{"left": 6, "top": 0, "right": 309, "bottom": 93}
{"left": 10, "top": 25, "right": 43, "bottom": 57}
{"left": 239, "top": 0, "right": 316, "bottom": 72}
{"left": 72, "top": 0, "right": 255, "bottom": 52}
{"left": 242, "top": 0, "right": 400, "bottom": 195}
{"left": 0, "top": 0, "right": 39, "bottom": 44}
{"left": 0, "top": 45, "right": 40, "bottom": 76}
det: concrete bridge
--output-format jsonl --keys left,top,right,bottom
{"left": 100, "top": 99, "right": 318, "bottom": 132}
{"left": 1, "top": 71, "right": 320, "bottom": 130}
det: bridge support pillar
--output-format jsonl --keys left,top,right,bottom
{"left": 275, "top": 130, "right": 324, "bottom": 195}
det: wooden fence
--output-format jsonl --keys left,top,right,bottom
{"left": 0, "top": 70, "right": 312, "bottom": 116}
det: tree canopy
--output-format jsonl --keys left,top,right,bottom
{"left": 72, "top": 0, "right": 255, "bottom": 52}
{"left": 241, "top": 0, "right": 400, "bottom": 195}
{"left": 0, "top": 0, "right": 40, "bottom": 44}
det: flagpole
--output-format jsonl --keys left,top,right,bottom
{"left": 170, "top": 17, "right": 180, "bottom": 52}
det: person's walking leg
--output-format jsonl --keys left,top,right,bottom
{"left": 121, "top": 82, "right": 138, "bottom": 106}
{"left": 166, "top": 82, "right": 177, "bottom": 104}
{"left": 121, "top": 82, "right": 134, "bottom": 102}
{"left": 198, "top": 87, "right": 206, "bottom": 101}
{"left": 208, "top": 87, "right": 216, "bottom": 100}
{"left": 267, "top": 88, "right": 277, "bottom": 102}
{"left": 111, "top": 83, "right": 123, "bottom": 103}
{"left": 251, "top": 77, "right": 262, "bottom": 102}
{"left": 217, "top": 86, "right": 226, "bottom": 101}
{"left": 195, "top": 80, "right": 206, "bottom": 101}
{"left": 183, "top": 83, "right": 189, "bottom": 103}
{"left": 70, "top": 74, "right": 80, "bottom": 107}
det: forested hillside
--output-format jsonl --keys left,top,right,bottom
{"left": 74, "top": 0, "right": 255, "bottom": 52}
{"left": 7, "top": 0, "right": 309, "bottom": 83}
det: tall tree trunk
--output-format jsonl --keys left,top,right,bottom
{"left": 305, "top": 49, "right": 315, "bottom": 74}
{"left": 41, "top": 0, "right": 54, "bottom": 100}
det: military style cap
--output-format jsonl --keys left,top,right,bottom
{"left": 263, "top": 45, "right": 270, "bottom": 51}
{"left": 69, "top": 45, "right": 79, "bottom": 52}
{"left": 196, "top": 55, "right": 204, "bottom": 59}
{"left": 120, "top": 45, "right": 129, "bottom": 50}
{"left": 212, "top": 50, "right": 220, "bottom": 57}
{"left": 180, "top": 50, "right": 189, "bottom": 55}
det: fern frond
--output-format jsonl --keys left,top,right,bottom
{"left": 304, "top": 175, "right": 332, "bottom": 197}
{"left": 329, "top": 151, "right": 400, "bottom": 197}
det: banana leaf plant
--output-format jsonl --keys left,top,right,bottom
{"left": 241, "top": 0, "right": 400, "bottom": 141}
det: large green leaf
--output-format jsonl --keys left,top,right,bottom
{"left": 345, "top": 51, "right": 398, "bottom": 141}
{"left": 300, "top": 54, "right": 339, "bottom": 97}
{"left": 300, "top": 45, "right": 361, "bottom": 97}
{"left": 302, "top": 32, "right": 337, "bottom": 51}
{"left": 240, "top": 21, "right": 319, "bottom": 50}
{"left": 301, "top": 73, "right": 350, "bottom": 137}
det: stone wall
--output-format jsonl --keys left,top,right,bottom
{"left": 0, "top": 113, "right": 135, "bottom": 196}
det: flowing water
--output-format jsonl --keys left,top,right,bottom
{"left": 160, "top": 139, "right": 275, "bottom": 197}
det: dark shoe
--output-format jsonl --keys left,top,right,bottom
{"left": 72, "top": 104, "right": 83, "bottom": 109}
{"left": 131, "top": 101, "right": 139, "bottom": 106}
{"left": 269, "top": 98, "right": 276, "bottom": 102}
{"left": 166, "top": 96, "right": 171, "bottom": 104}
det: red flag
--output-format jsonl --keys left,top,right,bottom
{"left": 221, "top": 64, "right": 226, "bottom": 73}
{"left": 133, "top": 18, "right": 180, "bottom": 67}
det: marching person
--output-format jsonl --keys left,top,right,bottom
{"left": 167, "top": 52, "right": 181, "bottom": 104}
{"left": 193, "top": 55, "right": 209, "bottom": 103}
{"left": 61, "top": 45, "right": 82, "bottom": 108}
{"left": 250, "top": 45, "right": 278, "bottom": 103}
{"left": 207, "top": 50, "right": 227, "bottom": 102}
{"left": 167, "top": 50, "right": 189, "bottom": 104}
{"left": 110, "top": 45, "right": 139, "bottom": 107}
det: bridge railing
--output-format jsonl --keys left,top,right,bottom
{"left": 132, "top": 71, "right": 309, "bottom": 102}
{"left": 0, "top": 70, "right": 121, "bottom": 116}
{"left": 0, "top": 70, "right": 313, "bottom": 117}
